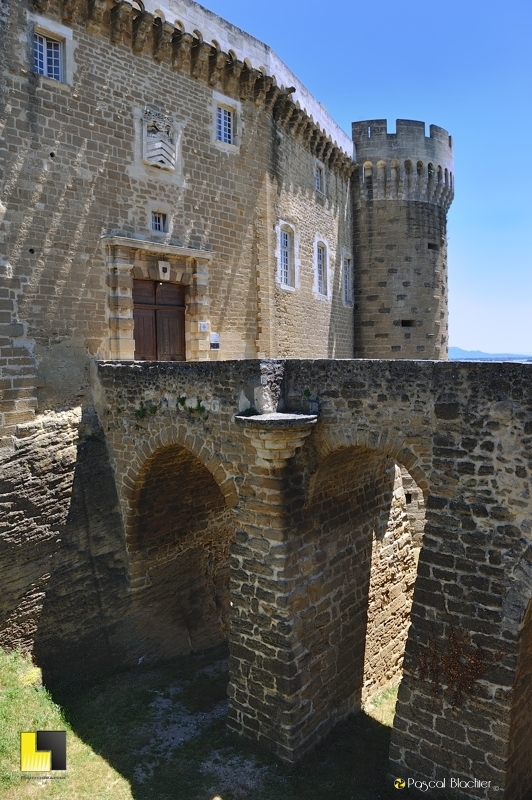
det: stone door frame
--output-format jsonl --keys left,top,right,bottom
{"left": 101, "top": 236, "right": 213, "bottom": 361}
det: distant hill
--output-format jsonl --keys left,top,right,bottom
{"left": 449, "top": 347, "right": 532, "bottom": 361}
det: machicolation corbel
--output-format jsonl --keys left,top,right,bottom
{"left": 153, "top": 19, "right": 173, "bottom": 62}
{"left": 111, "top": 1, "right": 132, "bottom": 44}
{"left": 87, "top": 0, "right": 107, "bottom": 34}
{"left": 172, "top": 31, "right": 194, "bottom": 71}
{"left": 61, "top": 0, "right": 77, "bottom": 24}
{"left": 132, "top": 10, "right": 153, "bottom": 54}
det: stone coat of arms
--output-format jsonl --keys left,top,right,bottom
{"left": 143, "top": 108, "right": 177, "bottom": 171}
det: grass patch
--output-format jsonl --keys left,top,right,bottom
{"left": 364, "top": 684, "right": 399, "bottom": 727}
{"left": 0, "top": 646, "right": 459, "bottom": 799}
{"left": 0, "top": 648, "right": 131, "bottom": 799}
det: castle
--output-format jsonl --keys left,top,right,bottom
{"left": 0, "top": 0, "right": 454, "bottom": 433}
{"left": 1, "top": 3, "right": 531, "bottom": 799}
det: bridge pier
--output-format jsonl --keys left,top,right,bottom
{"left": 227, "top": 413, "right": 317, "bottom": 760}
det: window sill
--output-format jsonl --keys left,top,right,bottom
{"left": 214, "top": 140, "right": 240, "bottom": 154}
{"left": 32, "top": 73, "right": 72, "bottom": 91}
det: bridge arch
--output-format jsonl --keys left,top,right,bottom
{"left": 120, "top": 424, "right": 238, "bottom": 555}
{"left": 299, "top": 440, "right": 428, "bottom": 734}
{"left": 124, "top": 435, "right": 238, "bottom": 660}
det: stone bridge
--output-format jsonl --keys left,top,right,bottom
{"left": 89, "top": 358, "right": 532, "bottom": 799}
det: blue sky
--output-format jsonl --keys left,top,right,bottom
{"left": 202, "top": 0, "right": 532, "bottom": 354}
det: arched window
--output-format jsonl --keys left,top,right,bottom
{"left": 279, "top": 225, "right": 295, "bottom": 287}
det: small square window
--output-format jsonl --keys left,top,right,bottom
{"left": 315, "top": 164, "right": 324, "bottom": 193}
{"left": 217, "top": 106, "right": 234, "bottom": 145}
{"left": 151, "top": 211, "right": 167, "bottom": 233}
{"left": 34, "top": 33, "right": 63, "bottom": 81}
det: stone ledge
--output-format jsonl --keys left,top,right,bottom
{"left": 100, "top": 236, "right": 214, "bottom": 261}
{"left": 236, "top": 413, "right": 317, "bottom": 467}
{"left": 234, "top": 412, "right": 317, "bottom": 429}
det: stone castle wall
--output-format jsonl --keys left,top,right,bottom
{"left": 0, "top": 0, "right": 354, "bottom": 445}
{"left": 352, "top": 120, "right": 453, "bottom": 359}
{"left": 0, "top": 358, "right": 531, "bottom": 798}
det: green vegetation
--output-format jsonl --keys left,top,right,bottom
{"left": 134, "top": 401, "right": 158, "bottom": 420}
{"left": 1, "top": 646, "right": 451, "bottom": 799}
{"left": 364, "top": 684, "right": 399, "bottom": 727}
{"left": 235, "top": 407, "right": 259, "bottom": 417}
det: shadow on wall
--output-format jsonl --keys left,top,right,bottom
{"left": 127, "top": 443, "right": 235, "bottom": 662}
{"left": 293, "top": 443, "right": 426, "bottom": 744}
{"left": 0, "top": 407, "right": 235, "bottom": 687}
{"left": 0, "top": 407, "right": 133, "bottom": 685}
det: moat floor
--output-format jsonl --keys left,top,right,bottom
{"left": 1, "top": 645, "right": 452, "bottom": 799}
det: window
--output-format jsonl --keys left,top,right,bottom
{"left": 34, "top": 32, "right": 62, "bottom": 81}
{"left": 317, "top": 243, "right": 327, "bottom": 296}
{"left": 217, "top": 106, "right": 234, "bottom": 144}
{"left": 151, "top": 211, "right": 167, "bottom": 233}
{"left": 315, "top": 163, "right": 324, "bottom": 193}
{"left": 280, "top": 227, "right": 294, "bottom": 287}
{"left": 212, "top": 91, "right": 241, "bottom": 152}
{"left": 343, "top": 256, "right": 353, "bottom": 303}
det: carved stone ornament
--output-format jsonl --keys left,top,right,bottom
{"left": 143, "top": 108, "right": 177, "bottom": 171}
{"left": 61, "top": 0, "right": 77, "bottom": 23}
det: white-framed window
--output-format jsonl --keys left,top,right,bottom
{"left": 34, "top": 32, "right": 63, "bottom": 81}
{"left": 317, "top": 242, "right": 327, "bottom": 296}
{"left": 212, "top": 92, "right": 241, "bottom": 153}
{"left": 151, "top": 211, "right": 168, "bottom": 233}
{"left": 30, "top": 15, "right": 74, "bottom": 85}
{"left": 315, "top": 162, "right": 325, "bottom": 194}
{"left": 275, "top": 221, "right": 299, "bottom": 291}
{"left": 216, "top": 106, "right": 234, "bottom": 145}
{"left": 343, "top": 255, "right": 353, "bottom": 304}
{"left": 280, "top": 227, "right": 294, "bottom": 287}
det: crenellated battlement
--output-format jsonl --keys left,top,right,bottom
{"left": 352, "top": 157, "right": 454, "bottom": 210}
{"left": 352, "top": 119, "right": 453, "bottom": 209}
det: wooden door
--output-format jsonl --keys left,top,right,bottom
{"left": 133, "top": 280, "right": 185, "bottom": 361}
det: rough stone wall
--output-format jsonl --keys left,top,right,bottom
{"left": 0, "top": 0, "right": 354, "bottom": 425}
{"left": 1, "top": 358, "right": 532, "bottom": 798}
{"left": 0, "top": 406, "right": 136, "bottom": 680}
{"left": 0, "top": 409, "right": 81, "bottom": 653}
{"left": 506, "top": 600, "right": 532, "bottom": 799}
{"left": 363, "top": 462, "right": 418, "bottom": 703}
{"left": 272, "top": 130, "right": 353, "bottom": 358}
{"left": 401, "top": 464, "right": 426, "bottom": 548}
{"left": 130, "top": 443, "right": 234, "bottom": 658}
{"left": 353, "top": 200, "right": 449, "bottom": 358}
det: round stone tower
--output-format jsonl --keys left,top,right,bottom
{"left": 352, "top": 119, "right": 454, "bottom": 359}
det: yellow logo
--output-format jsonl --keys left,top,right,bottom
{"left": 395, "top": 778, "right": 406, "bottom": 789}
{"left": 20, "top": 731, "right": 66, "bottom": 771}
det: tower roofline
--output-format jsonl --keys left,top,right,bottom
{"left": 352, "top": 118, "right": 453, "bottom": 175}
